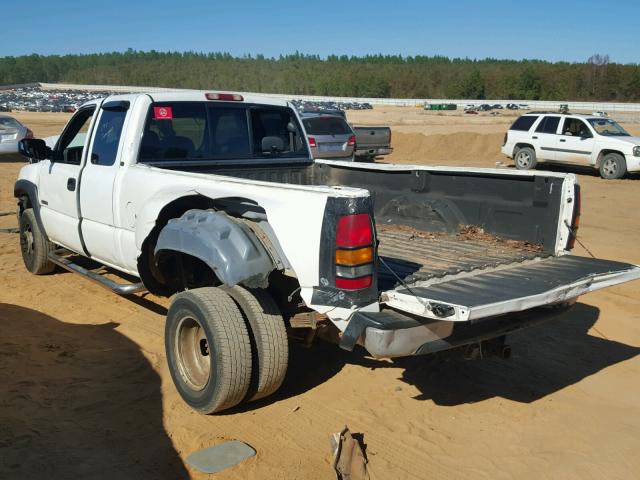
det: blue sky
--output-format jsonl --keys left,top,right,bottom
{"left": 1, "top": 0, "right": 638, "bottom": 63}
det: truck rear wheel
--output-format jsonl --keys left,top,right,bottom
{"left": 19, "top": 208, "right": 55, "bottom": 275}
{"left": 165, "top": 287, "right": 252, "bottom": 414}
{"left": 514, "top": 146, "right": 537, "bottom": 170}
{"left": 223, "top": 286, "right": 289, "bottom": 401}
{"left": 599, "top": 153, "right": 626, "bottom": 179}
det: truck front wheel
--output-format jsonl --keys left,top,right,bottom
{"left": 166, "top": 287, "right": 252, "bottom": 414}
{"left": 599, "top": 153, "right": 626, "bottom": 179}
{"left": 19, "top": 208, "right": 55, "bottom": 275}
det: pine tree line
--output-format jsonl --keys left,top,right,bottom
{"left": 1, "top": 50, "right": 639, "bottom": 101}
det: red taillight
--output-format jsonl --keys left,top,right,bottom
{"left": 205, "top": 92, "right": 244, "bottom": 101}
{"left": 308, "top": 136, "right": 317, "bottom": 148}
{"left": 25, "top": 129, "right": 34, "bottom": 139}
{"left": 336, "top": 276, "right": 372, "bottom": 290}
{"left": 335, "top": 214, "right": 374, "bottom": 291}
{"left": 336, "top": 213, "right": 372, "bottom": 248}
{"left": 567, "top": 185, "right": 581, "bottom": 250}
{"left": 347, "top": 135, "right": 356, "bottom": 147}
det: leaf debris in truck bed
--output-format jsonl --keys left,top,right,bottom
{"left": 377, "top": 224, "right": 544, "bottom": 253}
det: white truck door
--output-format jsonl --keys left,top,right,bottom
{"left": 533, "top": 115, "right": 560, "bottom": 161}
{"left": 79, "top": 100, "right": 131, "bottom": 266}
{"left": 556, "top": 118, "right": 595, "bottom": 164}
{"left": 38, "top": 106, "right": 97, "bottom": 254}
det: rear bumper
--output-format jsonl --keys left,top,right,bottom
{"left": 355, "top": 147, "right": 393, "bottom": 157}
{"left": 340, "top": 304, "right": 572, "bottom": 358}
{"left": 500, "top": 144, "right": 513, "bottom": 158}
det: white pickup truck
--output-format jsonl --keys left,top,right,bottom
{"left": 15, "top": 91, "right": 640, "bottom": 414}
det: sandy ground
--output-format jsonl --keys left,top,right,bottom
{"left": 1, "top": 109, "right": 639, "bottom": 479}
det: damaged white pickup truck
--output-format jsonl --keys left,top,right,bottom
{"left": 15, "top": 91, "right": 640, "bottom": 413}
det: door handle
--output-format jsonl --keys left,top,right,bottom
{"left": 559, "top": 139, "right": 566, "bottom": 143}
{"left": 67, "top": 178, "right": 76, "bottom": 191}
{"left": 532, "top": 136, "right": 538, "bottom": 139}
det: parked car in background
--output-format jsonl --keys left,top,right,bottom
{"left": 506, "top": 103, "right": 519, "bottom": 110}
{"left": 0, "top": 115, "right": 33, "bottom": 155}
{"left": 301, "top": 112, "right": 355, "bottom": 160}
{"left": 352, "top": 126, "right": 393, "bottom": 161}
{"left": 501, "top": 112, "right": 640, "bottom": 179}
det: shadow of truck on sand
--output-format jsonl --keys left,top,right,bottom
{"left": 0, "top": 303, "right": 189, "bottom": 479}
{"left": 397, "top": 303, "right": 640, "bottom": 405}
{"left": 255, "top": 303, "right": 639, "bottom": 409}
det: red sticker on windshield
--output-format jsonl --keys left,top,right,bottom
{"left": 153, "top": 106, "right": 173, "bottom": 120}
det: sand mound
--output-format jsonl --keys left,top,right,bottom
{"left": 387, "top": 131, "right": 505, "bottom": 166}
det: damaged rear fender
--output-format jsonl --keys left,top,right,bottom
{"left": 154, "top": 209, "right": 274, "bottom": 288}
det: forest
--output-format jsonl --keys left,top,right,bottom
{"left": 1, "top": 50, "right": 639, "bottom": 101}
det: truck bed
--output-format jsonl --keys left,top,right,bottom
{"left": 377, "top": 226, "right": 550, "bottom": 290}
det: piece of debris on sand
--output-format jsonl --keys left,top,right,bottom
{"left": 185, "top": 440, "right": 256, "bottom": 475}
{"left": 330, "top": 426, "right": 370, "bottom": 480}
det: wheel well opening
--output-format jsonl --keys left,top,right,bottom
{"left": 15, "top": 192, "right": 32, "bottom": 215}
{"left": 514, "top": 143, "right": 534, "bottom": 153}
{"left": 596, "top": 149, "right": 625, "bottom": 168}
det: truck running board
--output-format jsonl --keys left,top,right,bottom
{"left": 48, "top": 249, "right": 146, "bottom": 295}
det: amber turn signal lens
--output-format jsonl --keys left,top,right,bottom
{"left": 335, "top": 247, "right": 373, "bottom": 265}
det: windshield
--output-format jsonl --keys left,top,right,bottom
{"left": 587, "top": 118, "right": 630, "bottom": 137}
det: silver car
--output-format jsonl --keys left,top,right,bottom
{"left": 0, "top": 115, "right": 33, "bottom": 155}
{"left": 301, "top": 113, "right": 355, "bottom": 160}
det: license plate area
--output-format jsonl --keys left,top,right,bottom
{"left": 318, "top": 142, "right": 344, "bottom": 152}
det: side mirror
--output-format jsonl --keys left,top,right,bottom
{"left": 18, "top": 138, "right": 51, "bottom": 162}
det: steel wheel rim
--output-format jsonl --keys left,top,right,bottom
{"left": 603, "top": 158, "right": 617, "bottom": 177}
{"left": 516, "top": 151, "right": 531, "bottom": 168}
{"left": 175, "top": 315, "right": 211, "bottom": 391}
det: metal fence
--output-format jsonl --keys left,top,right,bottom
{"left": 5, "top": 82, "right": 640, "bottom": 114}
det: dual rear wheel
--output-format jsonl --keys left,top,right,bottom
{"left": 165, "top": 285, "right": 289, "bottom": 414}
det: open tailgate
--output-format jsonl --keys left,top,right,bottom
{"left": 382, "top": 255, "right": 640, "bottom": 322}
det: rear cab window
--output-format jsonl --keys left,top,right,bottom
{"left": 138, "top": 101, "right": 309, "bottom": 163}
{"left": 509, "top": 115, "right": 539, "bottom": 132}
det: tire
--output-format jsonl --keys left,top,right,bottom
{"left": 514, "top": 146, "right": 537, "bottom": 170}
{"left": 19, "top": 208, "right": 55, "bottom": 275}
{"left": 222, "top": 286, "right": 289, "bottom": 401}
{"left": 165, "top": 287, "right": 252, "bottom": 414}
{"left": 599, "top": 153, "right": 626, "bottom": 179}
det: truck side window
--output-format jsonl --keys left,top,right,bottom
{"left": 90, "top": 109, "right": 126, "bottom": 166}
{"left": 535, "top": 116, "right": 560, "bottom": 134}
{"left": 55, "top": 107, "right": 95, "bottom": 165}
{"left": 562, "top": 118, "right": 592, "bottom": 138}
{"left": 510, "top": 115, "right": 538, "bottom": 131}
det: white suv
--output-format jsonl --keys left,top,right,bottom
{"left": 501, "top": 112, "right": 640, "bottom": 179}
